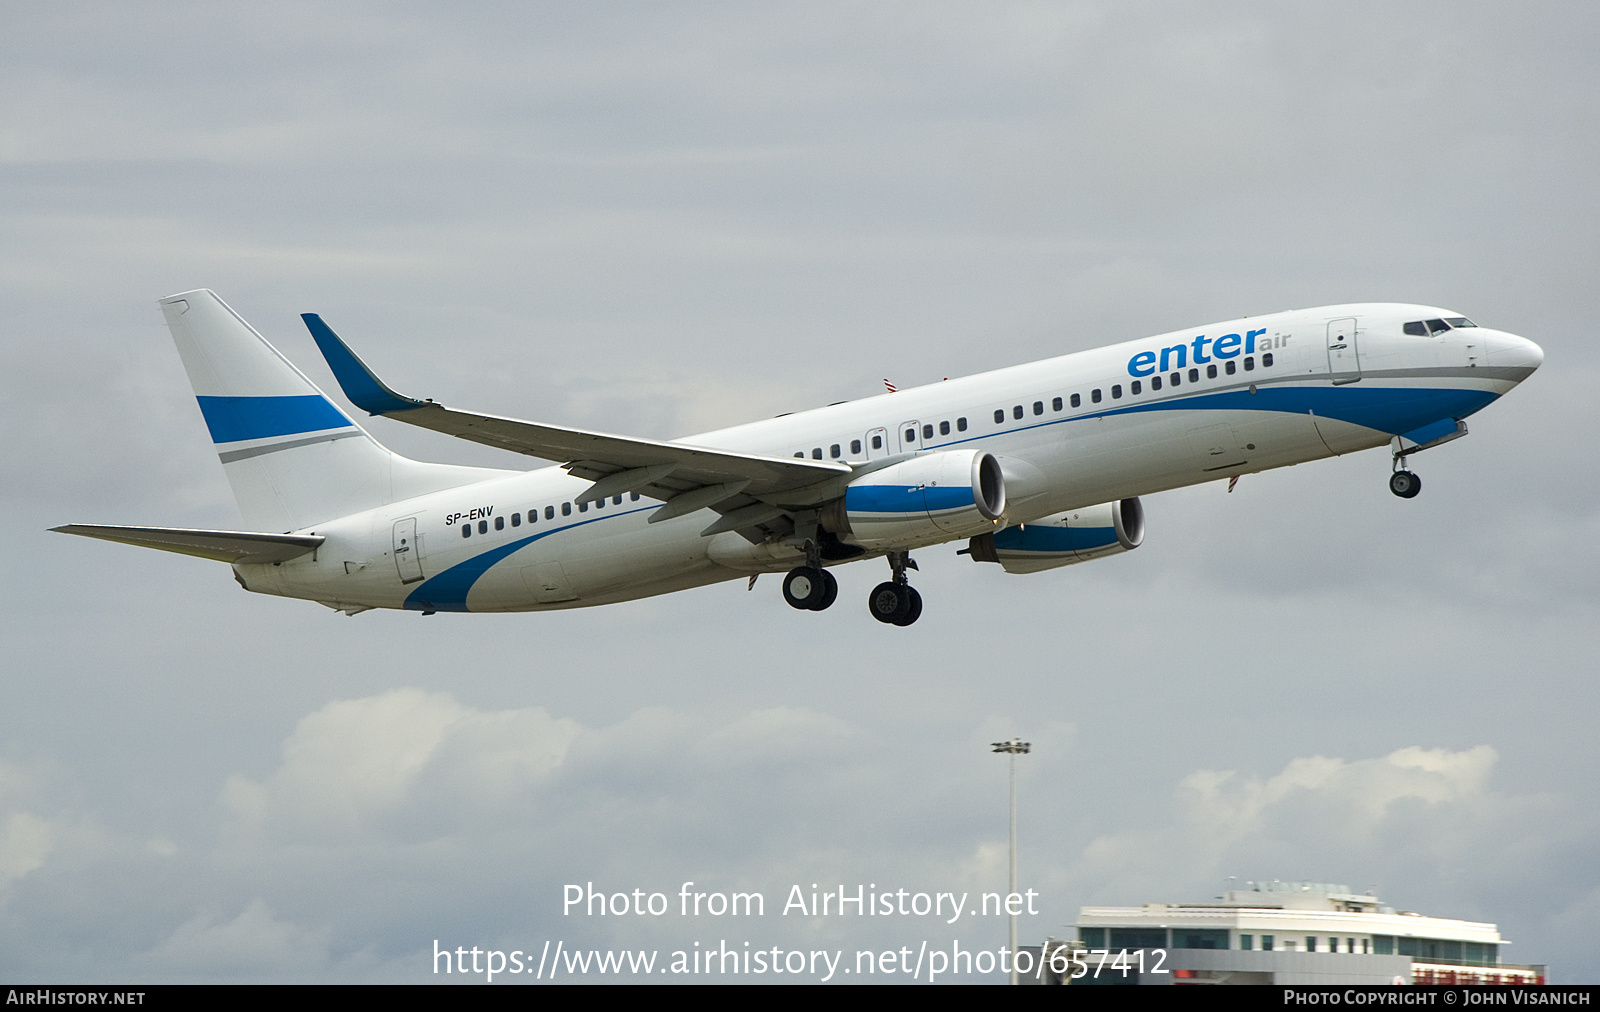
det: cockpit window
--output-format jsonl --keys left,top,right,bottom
{"left": 1426, "top": 319, "right": 1450, "bottom": 335}
{"left": 1444, "top": 317, "right": 1476, "bottom": 328}
{"left": 1404, "top": 321, "right": 1427, "bottom": 336}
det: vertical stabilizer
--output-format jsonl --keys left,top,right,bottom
{"left": 159, "top": 290, "right": 513, "bottom": 531}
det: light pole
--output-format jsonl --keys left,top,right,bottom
{"left": 992, "top": 737, "right": 1030, "bottom": 984}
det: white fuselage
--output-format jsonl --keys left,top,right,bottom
{"left": 236, "top": 303, "right": 1540, "bottom": 614}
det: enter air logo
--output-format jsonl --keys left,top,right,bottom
{"left": 1127, "top": 328, "right": 1266, "bottom": 376}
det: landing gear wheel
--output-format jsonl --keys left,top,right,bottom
{"left": 868, "top": 581, "right": 912, "bottom": 624}
{"left": 783, "top": 567, "right": 827, "bottom": 610}
{"left": 892, "top": 586, "right": 922, "bottom": 627}
{"left": 812, "top": 569, "right": 838, "bottom": 611}
{"left": 1389, "top": 470, "right": 1422, "bottom": 499}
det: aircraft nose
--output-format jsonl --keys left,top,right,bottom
{"left": 1485, "top": 331, "right": 1544, "bottom": 379}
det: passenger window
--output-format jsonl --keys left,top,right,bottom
{"left": 511, "top": 513, "right": 521, "bottom": 527}
{"left": 903, "top": 428, "right": 915, "bottom": 442}
{"left": 612, "top": 495, "right": 622, "bottom": 505}
{"left": 830, "top": 444, "right": 841, "bottom": 458}
{"left": 1188, "top": 368, "right": 1199, "bottom": 382}
{"left": 1207, "top": 364, "right": 1217, "bottom": 379}
{"left": 922, "top": 424, "right": 933, "bottom": 440}
{"left": 631, "top": 493, "right": 640, "bottom": 501}
{"left": 1244, "top": 356, "right": 1255, "bottom": 371}
{"left": 529, "top": 510, "right": 538, "bottom": 523}
{"left": 495, "top": 515, "right": 505, "bottom": 530}
{"left": 1263, "top": 352, "right": 1274, "bottom": 367}
{"left": 562, "top": 502, "right": 572, "bottom": 516}
{"left": 596, "top": 497, "right": 605, "bottom": 509}
{"left": 956, "top": 417, "right": 967, "bottom": 431}
{"left": 994, "top": 409, "right": 1004, "bottom": 424}
{"left": 1013, "top": 405, "right": 1023, "bottom": 419}
{"left": 1225, "top": 360, "right": 1236, "bottom": 375}
{"left": 461, "top": 524, "right": 471, "bottom": 538}
{"left": 1111, "top": 384, "right": 1122, "bottom": 399}
{"left": 1070, "top": 393, "right": 1081, "bottom": 408}
{"left": 545, "top": 506, "right": 554, "bottom": 519}
{"left": 1052, "top": 397, "right": 1062, "bottom": 411}
{"left": 794, "top": 452, "right": 803, "bottom": 458}
{"left": 579, "top": 501, "right": 588, "bottom": 512}
{"left": 1170, "top": 372, "right": 1181, "bottom": 387}
{"left": 812, "top": 448, "right": 822, "bottom": 459}
{"left": 1091, "top": 389, "right": 1102, "bottom": 403}
{"left": 1152, "top": 375, "right": 1162, "bottom": 390}
{"left": 1131, "top": 380, "right": 1141, "bottom": 394}
{"left": 1404, "top": 321, "right": 1428, "bottom": 336}
{"left": 871, "top": 434, "right": 883, "bottom": 449}
{"left": 478, "top": 520, "right": 487, "bottom": 534}
{"left": 1033, "top": 401, "right": 1043, "bottom": 415}
{"left": 851, "top": 439, "right": 862, "bottom": 453}
{"left": 939, "top": 421, "right": 949, "bottom": 436}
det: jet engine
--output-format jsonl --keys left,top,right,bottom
{"left": 822, "top": 449, "right": 1006, "bottom": 550}
{"left": 965, "top": 498, "right": 1144, "bottom": 574}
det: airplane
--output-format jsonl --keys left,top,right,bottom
{"left": 54, "top": 290, "right": 1543, "bottom": 626}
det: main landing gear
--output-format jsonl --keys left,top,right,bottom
{"left": 868, "top": 551, "right": 922, "bottom": 627}
{"left": 782, "top": 565, "right": 838, "bottom": 611}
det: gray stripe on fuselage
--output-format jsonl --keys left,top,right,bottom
{"left": 218, "top": 429, "right": 365, "bottom": 463}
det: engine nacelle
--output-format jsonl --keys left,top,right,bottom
{"left": 965, "top": 498, "right": 1144, "bottom": 574}
{"left": 824, "top": 450, "right": 1006, "bottom": 550}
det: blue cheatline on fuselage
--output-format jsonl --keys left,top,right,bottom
{"left": 402, "top": 505, "right": 656, "bottom": 612}
{"left": 1095, "top": 384, "right": 1497, "bottom": 434}
{"left": 195, "top": 394, "right": 352, "bottom": 443}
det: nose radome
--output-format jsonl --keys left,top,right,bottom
{"left": 1485, "top": 331, "right": 1544, "bottom": 377}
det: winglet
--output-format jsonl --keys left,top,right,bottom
{"left": 301, "top": 314, "right": 422, "bottom": 415}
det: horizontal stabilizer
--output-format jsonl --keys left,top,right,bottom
{"left": 51, "top": 525, "right": 324, "bottom": 565}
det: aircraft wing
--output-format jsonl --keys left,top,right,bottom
{"left": 302, "top": 314, "right": 852, "bottom": 525}
{"left": 51, "top": 525, "right": 324, "bottom": 564}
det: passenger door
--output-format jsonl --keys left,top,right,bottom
{"left": 392, "top": 518, "right": 424, "bottom": 584}
{"left": 1326, "top": 318, "right": 1361, "bottom": 385}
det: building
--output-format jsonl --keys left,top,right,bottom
{"left": 1035, "top": 881, "right": 1545, "bottom": 985}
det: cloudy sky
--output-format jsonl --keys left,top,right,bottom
{"left": 3, "top": 1, "right": 1597, "bottom": 983}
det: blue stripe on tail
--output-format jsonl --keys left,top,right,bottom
{"left": 195, "top": 395, "right": 353, "bottom": 443}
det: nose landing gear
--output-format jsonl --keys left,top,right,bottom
{"left": 868, "top": 551, "right": 922, "bottom": 626}
{"left": 1389, "top": 468, "right": 1422, "bottom": 499}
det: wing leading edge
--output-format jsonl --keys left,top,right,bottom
{"left": 301, "top": 314, "right": 852, "bottom": 534}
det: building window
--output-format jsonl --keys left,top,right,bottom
{"left": 1240, "top": 934, "right": 1252, "bottom": 951}
{"left": 1306, "top": 937, "right": 1317, "bottom": 952}
{"left": 1262, "top": 935, "right": 1275, "bottom": 951}
{"left": 956, "top": 417, "right": 967, "bottom": 431}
